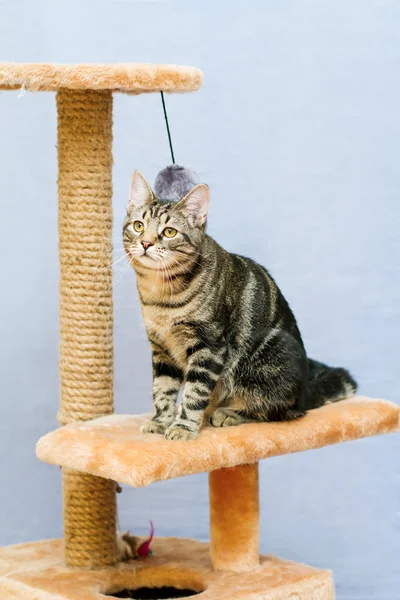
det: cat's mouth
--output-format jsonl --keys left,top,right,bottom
{"left": 129, "top": 247, "right": 176, "bottom": 269}
{"left": 127, "top": 247, "right": 156, "bottom": 261}
{"left": 140, "top": 253, "right": 156, "bottom": 262}
{"left": 135, "top": 251, "right": 162, "bottom": 269}
{"left": 140, "top": 247, "right": 159, "bottom": 260}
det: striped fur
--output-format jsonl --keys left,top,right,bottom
{"left": 124, "top": 172, "right": 357, "bottom": 441}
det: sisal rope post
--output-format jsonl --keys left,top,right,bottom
{"left": 209, "top": 463, "right": 260, "bottom": 572}
{"left": 57, "top": 89, "right": 117, "bottom": 567}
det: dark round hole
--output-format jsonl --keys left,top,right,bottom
{"left": 106, "top": 587, "right": 202, "bottom": 599}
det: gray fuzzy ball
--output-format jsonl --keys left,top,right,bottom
{"left": 154, "top": 165, "right": 199, "bottom": 201}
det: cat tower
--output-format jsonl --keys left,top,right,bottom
{"left": 0, "top": 62, "right": 399, "bottom": 600}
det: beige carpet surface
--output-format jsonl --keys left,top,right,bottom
{"left": 0, "top": 537, "right": 334, "bottom": 600}
{"left": 36, "top": 397, "right": 399, "bottom": 487}
{"left": 0, "top": 62, "right": 203, "bottom": 93}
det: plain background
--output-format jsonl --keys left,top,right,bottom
{"left": 0, "top": 1, "right": 399, "bottom": 599}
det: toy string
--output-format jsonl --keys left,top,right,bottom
{"left": 160, "top": 91, "right": 176, "bottom": 164}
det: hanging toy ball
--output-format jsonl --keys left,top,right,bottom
{"left": 155, "top": 93, "right": 199, "bottom": 200}
{"left": 154, "top": 164, "right": 199, "bottom": 201}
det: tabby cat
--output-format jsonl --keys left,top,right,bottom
{"left": 123, "top": 171, "right": 357, "bottom": 441}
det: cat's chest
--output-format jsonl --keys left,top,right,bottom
{"left": 142, "top": 305, "right": 189, "bottom": 368}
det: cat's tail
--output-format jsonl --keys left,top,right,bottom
{"left": 307, "top": 358, "right": 357, "bottom": 408}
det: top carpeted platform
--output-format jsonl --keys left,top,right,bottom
{"left": 0, "top": 63, "right": 203, "bottom": 93}
{"left": 36, "top": 397, "right": 399, "bottom": 488}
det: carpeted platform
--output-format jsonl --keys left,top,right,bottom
{"left": 36, "top": 397, "right": 400, "bottom": 487}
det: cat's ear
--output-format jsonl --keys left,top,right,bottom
{"left": 177, "top": 184, "right": 210, "bottom": 227}
{"left": 128, "top": 171, "right": 154, "bottom": 209}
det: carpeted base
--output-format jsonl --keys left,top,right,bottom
{"left": 0, "top": 538, "right": 334, "bottom": 600}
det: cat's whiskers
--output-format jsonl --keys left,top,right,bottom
{"left": 160, "top": 257, "right": 173, "bottom": 301}
{"left": 149, "top": 260, "right": 161, "bottom": 297}
{"left": 94, "top": 252, "right": 130, "bottom": 274}
{"left": 159, "top": 257, "right": 174, "bottom": 302}
{"left": 109, "top": 254, "right": 133, "bottom": 290}
{"left": 111, "top": 253, "right": 132, "bottom": 269}
{"left": 158, "top": 260, "right": 168, "bottom": 299}
{"left": 174, "top": 248, "right": 204, "bottom": 267}
{"left": 164, "top": 256, "right": 190, "bottom": 293}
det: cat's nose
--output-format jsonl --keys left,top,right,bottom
{"left": 141, "top": 241, "right": 154, "bottom": 251}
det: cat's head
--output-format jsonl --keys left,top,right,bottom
{"left": 123, "top": 171, "right": 210, "bottom": 270}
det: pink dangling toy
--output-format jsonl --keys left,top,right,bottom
{"left": 137, "top": 521, "right": 154, "bottom": 557}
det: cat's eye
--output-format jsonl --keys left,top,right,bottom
{"left": 133, "top": 221, "right": 144, "bottom": 233}
{"left": 163, "top": 227, "right": 177, "bottom": 238}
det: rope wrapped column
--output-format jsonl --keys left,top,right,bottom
{"left": 209, "top": 463, "right": 260, "bottom": 572}
{"left": 57, "top": 89, "right": 117, "bottom": 567}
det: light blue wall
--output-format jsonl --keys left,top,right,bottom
{"left": 0, "top": 2, "right": 399, "bottom": 598}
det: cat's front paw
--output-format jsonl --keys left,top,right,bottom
{"left": 140, "top": 420, "right": 168, "bottom": 435}
{"left": 165, "top": 424, "right": 199, "bottom": 441}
